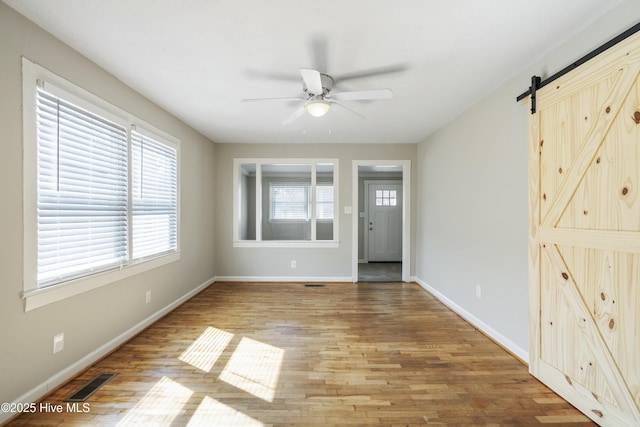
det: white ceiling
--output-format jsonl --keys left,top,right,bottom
{"left": 4, "top": 0, "right": 622, "bottom": 144}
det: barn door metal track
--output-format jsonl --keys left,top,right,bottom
{"left": 517, "top": 21, "right": 640, "bottom": 113}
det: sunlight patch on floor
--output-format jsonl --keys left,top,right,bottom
{"left": 179, "top": 326, "right": 234, "bottom": 372}
{"left": 187, "top": 395, "right": 264, "bottom": 426}
{"left": 117, "top": 376, "right": 192, "bottom": 425}
{"left": 219, "top": 337, "right": 284, "bottom": 402}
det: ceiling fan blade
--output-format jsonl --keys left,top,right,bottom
{"left": 310, "top": 35, "right": 328, "bottom": 72}
{"left": 331, "top": 89, "right": 393, "bottom": 101}
{"left": 332, "top": 101, "right": 365, "bottom": 119}
{"left": 282, "top": 106, "right": 306, "bottom": 125}
{"left": 244, "top": 69, "right": 299, "bottom": 82}
{"left": 334, "top": 64, "right": 408, "bottom": 82}
{"left": 242, "top": 96, "right": 304, "bottom": 102}
{"left": 300, "top": 68, "right": 323, "bottom": 95}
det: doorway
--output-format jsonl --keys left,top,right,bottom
{"left": 351, "top": 161, "right": 411, "bottom": 283}
{"left": 366, "top": 181, "right": 402, "bottom": 262}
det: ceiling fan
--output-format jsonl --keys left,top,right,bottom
{"left": 242, "top": 68, "right": 393, "bottom": 124}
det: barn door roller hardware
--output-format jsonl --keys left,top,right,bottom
{"left": 528, "top": 76, "right": 541, "bottom": 114}
{"left": 516, "top": 21, "right": 640, "bottom": 114}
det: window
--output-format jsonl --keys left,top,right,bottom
{"left": 375, "top": 189, "right": 397, "bottom": 206}
{"left": 269, "top": 183, "right": 334, "bottom": 221}
{"left": 35, "top": 87, "right": 130, "bottom": 286}
{"left": 316, "top": 184, "right": 334, "bottom": 220}
{"left": 131, "top": 131, "right": 178, "bottom": 260}
{"left": 270, "top": 183, "right": 311, "bottom": 221}
{"left": 22, "top": 58, "right": 179, "bottom": 309}
{"left": 234, "top": 159, "right": 338, "bottom": 247}
{"left": 35, "top": 87, "right": 178, "bottom": 286}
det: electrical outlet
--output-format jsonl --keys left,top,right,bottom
{"left": 475, "top": 285, "right": 482, "bottom": 299}
{"left": 146, "top": 290, "right": 151, "bottom": 304}
{"left": 291, "top": 260, "right": 296, "bottom": 269}
{"left": 53, "top": 333, "right": 64, "bottom": 354}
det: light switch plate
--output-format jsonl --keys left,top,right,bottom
{"left": 53, "top": 333, "right": 64, "bottom": 354}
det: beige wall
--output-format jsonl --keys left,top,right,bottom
{"left": 415, "top": 0, "right": 640, "bottom": 359}
{"left": 0, "top": 4, "right": 216, "bottom": 408}
{"left": 214, "top": 143, "right": 417, "bottom": 279}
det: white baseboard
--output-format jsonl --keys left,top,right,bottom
{"left": 415, "top": 277, "right": 529, "bottom": 363}
{"left": 214, "top": 276, "right": 353, "bottom": 283}
{"left": 1, "top": 277, "right": 215, "bottom": 425}
{"left": 214, "top": 276, "right": 416, "bottom": 284}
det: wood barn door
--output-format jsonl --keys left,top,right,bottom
{"left": 528, "top": 32, "right": 640, "bottom": 426}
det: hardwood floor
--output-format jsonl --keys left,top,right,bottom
{"left": 7, "top": 282, "right": 594, "bottom": 426}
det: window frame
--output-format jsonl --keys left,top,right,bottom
{"left": 22, "top": 58, "right": 180, "bottom": 311}
{"left": 233, "top": 158, "right": 339, "bottom": 248}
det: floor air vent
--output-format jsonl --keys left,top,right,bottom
{"left": 64, "top": 372, "right": 117, "bottom": 402}
{"left": 304, "top": 283, "right": 325, "bottom": 287}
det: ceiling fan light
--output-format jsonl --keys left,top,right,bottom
{"left": 305, "top": 100, "right": 330, "bottom": 117}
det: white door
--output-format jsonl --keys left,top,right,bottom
{"left": 368, "top": 183, "right": 402, "bottom": 262}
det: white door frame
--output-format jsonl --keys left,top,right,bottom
{"left": 352, "top": 160, "right": 411, "bottom": 282}
{"left": 363, "top": 179, "right": 403, "bottom": 263}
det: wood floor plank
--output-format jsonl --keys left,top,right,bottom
{"left": 6, "top": 282, "right": 595, "bottom": 426}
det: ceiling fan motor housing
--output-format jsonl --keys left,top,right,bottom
{"left": 304, "top": 73, "right": 334, "bottom": 98}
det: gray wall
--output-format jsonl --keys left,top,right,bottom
{"left": 0, "top": 4, "right": 216, "bottom": 406}
{"left": 214, "top": 143, "right": 417, "bottom": 279}
{"left": 415, "top": 0, "right": 640, "bottom": 357}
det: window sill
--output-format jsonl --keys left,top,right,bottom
{"left": 233, "top": 240, "right": 339, "bottom": 248}
{"left": 22, "top": 251, "right": 180, "bottom": 312}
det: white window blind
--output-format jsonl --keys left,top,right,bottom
{"left": 316, "top": 184, "right": 334, "bottom": 220}
{"left": 131, "top": 131, "right": 178, "bottom": 260}
{"left": 270, "top": 184, "right": 310, "bottom": 220}
{"left": 269, "top": 183, "right": 334, "bottom": 221}
{"left": 36, "top": 87, "right": 129, "bottom": 287}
